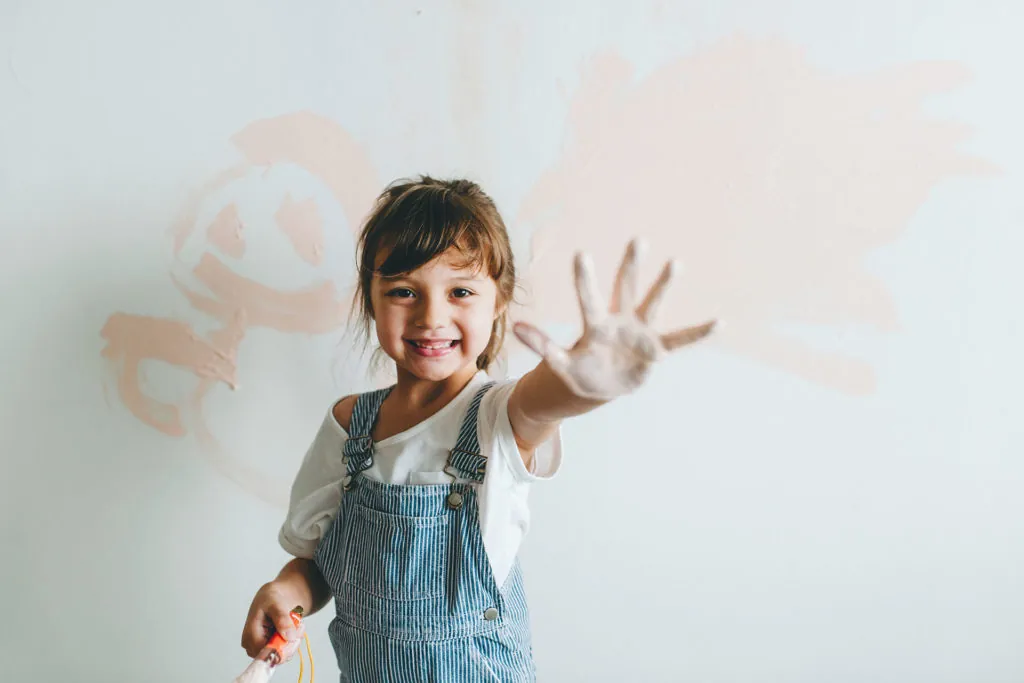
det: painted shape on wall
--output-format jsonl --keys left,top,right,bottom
{"left": 100, "top": 112, "right": 378, "bottom": 506}
{"left": 515, "top": 36, "right": 997, "bottom": 394}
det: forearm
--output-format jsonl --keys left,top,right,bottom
{"left": 507, "top": 359, "right": 609, "bottom": 449}
{"left": 276, "top": 557, "right": 332, "bottom": 616}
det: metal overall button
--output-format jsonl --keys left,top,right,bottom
{"left": 446, "top": 491, "right": 463, "bottom": 510}
{"left": 483, "top": 607, "right": 499, "bottom": 621}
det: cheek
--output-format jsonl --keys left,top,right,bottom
{"left": 373, "top": 303, "right": 406, "bottom": 337}
{"left": 462, "top": 301, "right": 499, "bottom": 339}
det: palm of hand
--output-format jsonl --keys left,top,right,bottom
{"left": 514, "top": 239, "right": 716, "bottom": 401}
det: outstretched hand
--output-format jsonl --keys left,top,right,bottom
{"left": 513, "top": 239, "right": 716, "bottom": 402}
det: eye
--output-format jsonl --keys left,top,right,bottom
{"left": 385, "top": 287, "right": 415, "bottom": 299}
{"left": 451, "top": 288, "right": 474, "bottom": 299}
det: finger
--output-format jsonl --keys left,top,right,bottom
{"left": 660, "top": 320, "right": 717, "bottom": 351}
{"left": 636, "top": 259, "right": 675, "bottom": 325}
{"left": 242, "top": 610, "right": 269, "bottom": 658}
{"left": 513, "top": 322, "right": 571, "bottom": 373}
{"left": 574, "top": 252, "right": 606, "bottom": 328}
{"left": 609, "top": 239, "right": 641, "bottom": 315}
{"left": 276, "top": 628, "right": 305, "bottom": 662}
{"left": 267, "top": 605, "right": 300, "bottom": 641}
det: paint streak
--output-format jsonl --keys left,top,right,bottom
{"left": 515, "top": 36, "right": 997, "bottom": 394}
{"left": 171, "top": 163, "right": 251, "bottom": 255}
{"left": 189, "top": 321, "right": 286, "bottom": 508}
{"left": 100, "top": 311, "right": 245, "bottom": 436}
{"left": 206, "top": 203, "right": 245, "bottom": 258}
{"left": 101, "top": 111, "right": 379, "bottom": 506}
{"left": 276, "top": 193, "right": 325, "bottom": 266}
{"left": 168, "top": 112, "right": 378, "bottom": 257}
{"left": 452, "top": 0, "right": 488, "bottom": 168}
{"left": 230, "top": 111, "right": 379, "bottom": 235}
{"left": 172, "top": 252, "right": 346, "bottom": 334}
{"left": 447, "top": 0, "right": 528, "bottom": 178}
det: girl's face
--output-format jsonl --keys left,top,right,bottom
{"left": 371, "top": 248, "right": 501, "bottom": 384}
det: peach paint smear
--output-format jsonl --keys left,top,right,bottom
{"left": 206, "top": 203, "right": 246, "bottom": 259}
{"left": 277, "top": 194, "right": 325, "bottom": 266}
{"left": 101, "top": 112, "right": 378, "bottom": 505}
{"left": 515, "top": 35, "right": 997, "bottom": 395}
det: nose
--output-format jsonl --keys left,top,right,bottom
{"left": 415, "top": 294, "right": 450, "bottom": 330}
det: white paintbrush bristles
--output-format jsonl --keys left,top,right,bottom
{"left": 231, "top": 658, "right": 275, "bottom": 683}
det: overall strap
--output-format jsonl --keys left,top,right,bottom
{"left": 444, "top": 381, "right": 497, "bottom": 483}
{"left": 343, "top": 386, "right": 393, "bottom": 478}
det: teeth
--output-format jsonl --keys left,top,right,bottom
{"left": 412, "top": 340, "right": 456, "bottom": 348}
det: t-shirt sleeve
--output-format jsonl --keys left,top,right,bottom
{"left": 478, "top": 378, "right": 563, "bottom": 483}
{"left": 278, "top": 406, "right": 348, "bottom": 558}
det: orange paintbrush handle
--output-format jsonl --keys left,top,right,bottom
{"left": 265, "top": 609, "right": 303, "bottom": 665}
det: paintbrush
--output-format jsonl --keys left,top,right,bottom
{"left": 231, "top": 608, "right": 305, "bottom": 683}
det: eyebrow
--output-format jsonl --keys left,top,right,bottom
{"left": 377, "top": 273, "right": 486, "bottom": 283}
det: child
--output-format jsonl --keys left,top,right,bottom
{"left": 240, "top": 176, "right": 715, "bottom": 681}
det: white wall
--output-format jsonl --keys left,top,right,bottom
{"left": 2, "top": 1, "right": 1022, "bottom": 681}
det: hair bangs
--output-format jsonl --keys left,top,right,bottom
{"left": 372, "top": 187, "right": 505, "bottom": 280}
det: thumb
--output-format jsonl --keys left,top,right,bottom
{"left": 513, "top": 322, "right": 570, "bottom": 373}
{"left": 267, "top": 605, "right": 300, "bottom": 641}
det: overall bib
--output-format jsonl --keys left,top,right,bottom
{"left": 313, "top": 382, "right": 536, "bottom": 682}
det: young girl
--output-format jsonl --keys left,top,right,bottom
{"left": 240, "top": 176, "right": 714, "bottom": 681}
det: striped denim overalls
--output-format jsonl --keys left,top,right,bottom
{"left": 313, "top": 382, "right": 536, "bottom": 682}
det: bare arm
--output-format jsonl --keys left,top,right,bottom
{"left": 241, "top": 558, "right": 332, "bottom": 658}
{"left": 507, "top": 360, "right": 607, "bottom": 453}
{"left": 276, "top": 557, "right": 333, "bottom": 616}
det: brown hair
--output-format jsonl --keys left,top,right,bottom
{"left": 352, "top": 175, "right": 516, "bottom": 371}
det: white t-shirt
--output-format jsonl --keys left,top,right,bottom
{"left": 278, "top": 370, "right": 562, "bottom": 587}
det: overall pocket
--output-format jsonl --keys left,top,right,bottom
{"left": 343, "top": 504, "right": 448, "bottom": 601}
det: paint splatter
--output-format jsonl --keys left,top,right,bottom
{"left": 515, "top": 36, "right": 997, "bottom": 394}
{"left": 100, "top": 311, "right": 245, "bottom": 436}
{"left": 171, "top": 252, "right": 346, "bottom": 334}
{"left": 276, "top": 194, "right": 325, "bottom": 266}
{"left": 206, "top": 203, "right": 246, "bottom": 258}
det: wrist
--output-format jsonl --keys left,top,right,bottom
{"left": 516, "top": 359, "right": 608, "bottom": 423}
{"left": 276, "top": 558, "right": 330, "bottom": 615}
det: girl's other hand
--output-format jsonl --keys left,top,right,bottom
{"left": 241, "top": 580, "right": 306, "bottom": 660}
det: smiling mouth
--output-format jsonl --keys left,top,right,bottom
{"left": 406, "top": 339, "right": 459, "bottom": 349}
{"left": 404, "top": 339, "right": 461, "bottom": 358}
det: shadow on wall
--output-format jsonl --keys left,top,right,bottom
{"left": 99, "top": 35, "right": 995, "bottom": 505}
